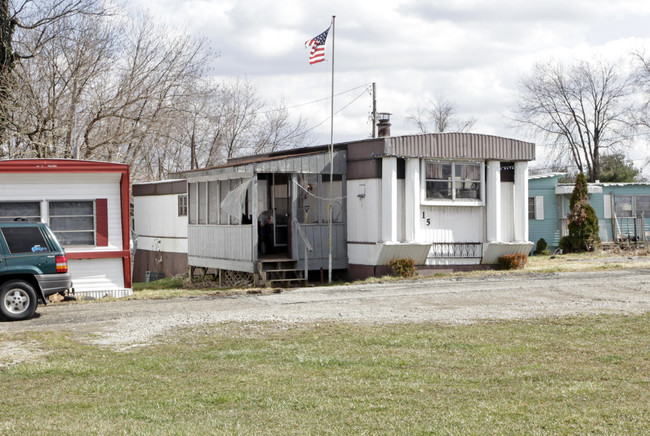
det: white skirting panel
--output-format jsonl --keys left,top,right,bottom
{"left": 69, "top": 258, "right": 131, "bottom": 297}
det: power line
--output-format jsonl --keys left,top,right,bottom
{"left": 255, "top": 84, "right": 371, "bottom": 115}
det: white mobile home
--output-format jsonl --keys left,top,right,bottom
{"left": 175, "top": 132, "right": 535, "bottom": 285}
{"left": 0, "top": 159, "right": 132, "bottom": 297}
{"left": 132, "top": 179, "right": 188, "bottom": 282}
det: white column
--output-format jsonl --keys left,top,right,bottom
{"left": 405, "top": 158, "right": 420, "bottom": 242}
{"left": 252, "top": 176, "right": 259, "bottom": 261}
{"left": 514, "top": 161, "right": 529, "bottom": 242}
{"left": 486, "top": 160, "right": 501, "bottom": 242}
{"left": 382, "top": 157, "right": 397, "bottom": 243}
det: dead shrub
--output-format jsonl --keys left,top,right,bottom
{"left": 497, "top": 253, "right": 528, "bottom": 270}
{"left": 390, "top": 258, "right": 417, "bottom": 278}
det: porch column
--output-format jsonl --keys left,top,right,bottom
{"left": 514, "top": 161, "right": 529, "bottom": 242}
{"left": 486, "top": 160, "right": 501, "bottom": 242}
{"left": 382, "top": 156, "right": 397, "bottom": 243}
{"left": 405, "top": 158, "right": 420, "bottom": 242}
{"left": 252, "top": 175, "right": 259, "bottom": 262}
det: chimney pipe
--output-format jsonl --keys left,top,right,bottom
{"left": 377, "top": 112, "right": 391, "bottom": 137}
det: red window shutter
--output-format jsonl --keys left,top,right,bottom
{"left": 96, "top": 198, "right": 109, "bottom": 246}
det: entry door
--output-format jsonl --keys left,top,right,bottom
{"left": 271, "top": 174, "right": 290, "bottom": 250}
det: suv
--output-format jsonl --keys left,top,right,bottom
{"left": 0, "top": 222, "right": 73, "bottom": 321}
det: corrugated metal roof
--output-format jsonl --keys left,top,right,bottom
{"left": 380, "top": 133, "right": 535, "bottom": 161}
{"left": 529, "top": 172, "right": 567, "bottom": 180}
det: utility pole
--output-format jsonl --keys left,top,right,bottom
{"left": 371, "top": 82, "right": 377, "bottom": 138}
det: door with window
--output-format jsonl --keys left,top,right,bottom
{"left": 271, "top": 174, "right": 290, "bottom": 253}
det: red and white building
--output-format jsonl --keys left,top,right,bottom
{"left": 0, "top": 159, "right": 132, "bottom": 297}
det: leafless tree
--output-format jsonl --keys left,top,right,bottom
{"left": 0, "top": 3, "right": 312, "bottom": 180}
{"left": 0, "top": 1, "right": 105, "bottom": 138}
{"left": 513, "top": 58, "right": 636, "bottom": 182}
{"left": 407, "top": 95, "right": 477, "bottom": 133}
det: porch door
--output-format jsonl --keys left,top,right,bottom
{"left": 271, "top": 174, "right": 290, "bottom": 253}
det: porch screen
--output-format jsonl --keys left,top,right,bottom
{"left": 221, "top": 178, "right": 252, "bottom": 223}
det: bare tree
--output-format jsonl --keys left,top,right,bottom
{"left": 0, "top": 0, "right": 105, "bottom": 139}
{"left": 407, "top": 95, "right": 476, "bottom": 133}
{"left": 513, "top": 58, "right": 636, "bottom": 182}
{"left": 1, "top": 4, "right": 312, "bottom": 180}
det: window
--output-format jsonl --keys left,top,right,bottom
{"left": 49, "top": 201, "right": 95, "bottom": 246}
{"left": 614, "top": 196, "right": 633, "bottom": 218}
{"left": 0, "top": 202, "right": 41, "bottom": 222}
{"left": 178, "top": 194, "right": 188, "bottom": 217}
{"left": 636, "top": 195, "right": 650, "bottom": 217}
{"left": 528, "top": 197, "right": 535, "bottom": 219}
{"left": 0, "top": 226, "right": 51, "bottom": 253}
{"left": 424, "top": 160, "right": 482, "bottom": 203}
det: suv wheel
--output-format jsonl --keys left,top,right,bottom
{"left": 0, "top": 280, "right": 38, "bottom": 321}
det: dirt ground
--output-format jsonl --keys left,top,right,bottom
{"left": 2, "top": 269, "right": 649, "bottom": 354}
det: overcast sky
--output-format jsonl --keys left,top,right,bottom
{"left": 130, "top": 0, "right": 650, "bottom": 172}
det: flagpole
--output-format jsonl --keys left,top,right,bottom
{"left": 328, "top": 15, "right": 335, "bottom": 283}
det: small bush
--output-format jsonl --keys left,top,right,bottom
{"left": 534, "top": 238, "right": 548, "bottom": 255}
{"left": 390, "top": 258, "right": 417, "bottom": 278}
{"left": 497, "top": 253, "right": 528, "bottom": 270}
{"left": 559, "top": 236, "right": 573, "bottom": 252}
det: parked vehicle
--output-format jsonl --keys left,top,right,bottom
{"left": 0, "top": 222, "right": 73, "bottom": 321}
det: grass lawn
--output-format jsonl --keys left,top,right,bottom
{"left": 1, "top": 313, "right": 648, "bottom": 434}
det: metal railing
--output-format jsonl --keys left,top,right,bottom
{"left": 430, "top": 242, "right": 483, "bottom": 258}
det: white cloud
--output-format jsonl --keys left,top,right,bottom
{"left": 129, "top": 0, "right": 650, "bottom": 173}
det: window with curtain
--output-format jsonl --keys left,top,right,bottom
{"left": 424, "top": 160, "right": 482, "bottom": 202}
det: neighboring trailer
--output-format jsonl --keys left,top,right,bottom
{"left": 0, "top": 159, "right": 132, "bottom": 298}
{"left": 528, "top": 175, "right": 650, "bottom": 250}
{"left": 132, "top": 179, "right": 188, "bottom": 282}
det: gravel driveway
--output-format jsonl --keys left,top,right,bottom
{"left": 2, "top": 270, "right": 649, "bottom": 350}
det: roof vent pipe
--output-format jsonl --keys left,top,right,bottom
{"left": 377, "top": 112, "right": 391, "bottom": 137}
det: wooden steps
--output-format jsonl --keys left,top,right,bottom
{"left": 257, "top": 258, "right": 307, "bottom": 288}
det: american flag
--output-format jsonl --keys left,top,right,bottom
{"left": 305, "top": 27, "right": 329, "bottom": 64}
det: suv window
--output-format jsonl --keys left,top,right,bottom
{"left": 0, "top": 226, "right": 51, "bottom": 253}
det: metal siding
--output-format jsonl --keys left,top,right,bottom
{"left": 0, "top": 172, "right": 124, "bottom": 250}
{"left": 188, "top": 225, "right": 253, "bottom": 262}
{"left": 347, "top": 179, "right": 382, "bottom": 243}
{"left": 419, "top": 206, "right": 485, "bottom": 243}
{"left": 528, "top": 178, "right": 563, "bottom": 248}
{"left": 69, "top": 258, "right": 125, "bottom": 292}
{"left": 134, "top": 195, "right": 188, "bottom": 240}
{"left": 384, "top": 133, "right": 535, "bottom": 161}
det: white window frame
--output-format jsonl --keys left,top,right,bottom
{"left": 48, "top": 200, "right": 96, "bottom": 246}
{"left": 0, "top": 201, "right": 41, "bottom": 222}
{"left": 421, "top": 160, "right": 485, "bottom": 206}
{"left": 178, "top": 194, "right": 188, "bottom": 217}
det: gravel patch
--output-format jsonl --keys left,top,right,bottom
{"left": 2, "top": 270, "right": 649, "bottom": 351}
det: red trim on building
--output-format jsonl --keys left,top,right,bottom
{"left": 0, "top": 158, "right": 132, "bottom": 288}
{"left": 67, "top": 250, "right": 130, "bottom": 260}
{"left": 95, "top": 198, "right": 108, "bottom": 246}
{"left": 120, "top": 171, "right": 132, "bottom": 288}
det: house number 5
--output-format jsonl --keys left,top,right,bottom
{"left": 421, "top": 212, "right": 431, "bottom": 226}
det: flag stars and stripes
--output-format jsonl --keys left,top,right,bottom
{"left": 305, "top": 27, "right": 329, "bottom": 64}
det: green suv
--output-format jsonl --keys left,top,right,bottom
{"left": 0, "top": 222, "right": 73, "bottom": 321}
